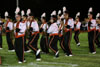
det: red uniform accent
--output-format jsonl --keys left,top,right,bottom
{"left": 50, "top": 33, "right": 58, "bottom": 36}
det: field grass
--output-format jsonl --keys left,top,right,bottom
{"left": 0, "top": 33, "right": 100, "bottom": 67}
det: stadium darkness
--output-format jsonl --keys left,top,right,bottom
{"left": 0, "top": 0, "right": 100, "bottom": 20}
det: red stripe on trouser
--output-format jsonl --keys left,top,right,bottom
{"left": 29, "top": 34, "right": 37, "bottom": 51}
{"left": 49, "top": 36, "right": 56, "bottom": 53}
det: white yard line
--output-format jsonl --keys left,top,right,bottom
{"left": 2, "top": 62, "right": 78, "bottom": 67}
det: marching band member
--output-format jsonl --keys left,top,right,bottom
{"left": 5, "top": 11, "right": 14, "bottom": 51}
{"left": 95, "top": 13, "right": 100, "bottom": 48}
{"left": 87, "top": 7, "right": 96, "bottom": 54}
{"left": 59, "top": 14, "right": 66, "bottom": 53}
{"left": 47, "top": 10, "right": 59, "bottom": 58}
{"left": 14, "top": 12, "right": 26, "bottom": 63}
{"left": 74, "top": 12, "right": 81, "bottom": 46}
{"left": 27, "top": 13, "right": 41, "bottom": 61}
{"left": 40, "top": 13, "right": 49, "bottom": 53}
{"left": 63, "top": 6, "right": 74, "bottom": 56}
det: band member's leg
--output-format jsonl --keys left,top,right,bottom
{"left": 28, "top": 34, "right": 41, "bottom": 59}
{"left": 74, "top": 30, "right": 80, "bottom": 45}
{"left": 60, "top": 36, "right": 66, "bottom": 53}
{"left": 64, "top": 31, "right": 72, "bottom": 56}
{"left": 6, "top": 32, "right": 14, "bottom": 50}
{"left": 15, "top": 37, "right": 25, "bottom": 62}
{"left": 49, "top": 35, "right": 59, "bottom": 58}
{"left": 88, "top": 31, "right": 96, "bottom": 53}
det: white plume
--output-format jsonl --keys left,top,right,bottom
{"left": 21, "top": 10, "right": 25, "bottom": 16}
{"left": 51, "top": 10, "right": 56, "bottom": 16}
{"left": 76, "top": 12, "right": 80, "bottom": 18}
{"left": 58, "top": 10, "right": 61, "bottom": 15}
{"left": 96, "top": 13, "right": 100, "bottom": 18}
{"left": 41, "top": 12, "right": 46, "bottom": 18}
{"left": 5, "top": 11, "right": 9, "bottom": 17}
{"left": 15, "top": 7, "right": 20, "bottom": 14}
{"left": 88, "top": 7, "right": 93, "bottom": 12}
{"left": 63, "top": 6, "right": 66, "bottom": 12}
{"left": 26, "top": 9, "right": 31, "bottom": 16}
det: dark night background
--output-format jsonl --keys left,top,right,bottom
{"left": 0, "top": 0, "right": 100, "bottom": 20}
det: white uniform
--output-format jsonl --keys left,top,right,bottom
{"left": 58, "top": 18, "right": 74, "bottom": 36}
{"left": 64, "top": 18, "right": 74, "bottom": 28}
{"left": 64, "top": 18, "right": 74, "bottom": 32}
{"left": 75, "top": 22, "right": 81, "bottom": 29}
{"left": 74, "top": 21, "right": 81, "bottom": 30}
{"left": 47, "top": 23, "right": 59, "bottom": 35}
{"left": 14, "top": 22, "right": 26, "bottom": 38}
{"left": 30, "top": 20, "right": 39, "bottom": 35}
{"left": 6, "top": 21, "right": 13, "bottom": 31}
{"left": 88, "top": 19, "right": 96, "bottom": 30}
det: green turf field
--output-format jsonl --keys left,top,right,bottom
{"left": 0, "top": 33, "right": 100, "bottom": 67}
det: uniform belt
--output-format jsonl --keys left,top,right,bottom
{"left": 15, "top": 34, "right": 25, "bottom": 38}
{"left": 50, "top": 33, "right": 58, "bottom": 36}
